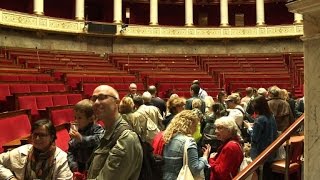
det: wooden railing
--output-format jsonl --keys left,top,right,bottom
{"left": 233, "top": 113, "right": 305, "bottom": 180}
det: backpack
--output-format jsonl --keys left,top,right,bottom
{"left": 111, "top": 123, "right": 164, "bottom": 180}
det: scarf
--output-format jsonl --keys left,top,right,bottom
{"left": 24, "top": 144, "right": 56, "bottom": 180}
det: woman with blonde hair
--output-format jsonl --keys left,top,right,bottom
{"left": 204, "top": 96, "right": 215, "bottom": 116}
{"left": 162, "top": 110, "right": 211, "bottom": 180}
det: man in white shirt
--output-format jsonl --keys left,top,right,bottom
{"left": 192, "top": 80, "right": 208, "bottom": 99}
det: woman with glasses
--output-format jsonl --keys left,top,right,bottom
{"left": 209, "top": 116, "right": 243, "bottom": 180}
{"left": 0, "top": 119, "right": 73, "bottom": 180}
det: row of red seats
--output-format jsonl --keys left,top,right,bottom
{"left": 0, "top": 83, "right": 66, "bottom": 101}
{"left": 82, "top": 83, "right": 144, "bottom": 98}
{"left": 17, "top": 93, "right": 82, "bottom": 121}
{"left": 157, "top": 82, "right": 219, "bottom": 93}
{"left": 65, "top": 75, "right": 137, "bottom": 89}
{"left": 0, "top": 74, "right": 54, "bottom": 82}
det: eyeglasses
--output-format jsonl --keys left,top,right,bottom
{"left": 215, "top": 126, "right": 227, "bottom": 130}
{"left": 91, "top": 94, "right": 118, "bottom": 102}
{"left": 32, "top": 133, "right": 50, "bottom": 139}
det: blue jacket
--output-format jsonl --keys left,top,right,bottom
{"left": 162, "top": 134, "right": 208, "bottom": 180}
{"left": 249, "top": 115, "right": 278, "bottom": 162}
{"left": 67, "top": 123, "right": 105, "bottom": 172}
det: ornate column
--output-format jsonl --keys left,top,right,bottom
{"left": 75, "top": 0, "right": 85, "bottom": 20}
{"left": 220, "top": 0, "right": 229, "bottom": 26}
{"left": 294, "top": 13, "right": 303, "bottom": 24}
{"left": 150, "top": 0, "right": 158, "bottom": 25}
{"left": 33, "top": 0, "right": 44, "bottom": 15}
{"left": 113, "top": 0, "right": 122, "bottom": 23}
{"left": 256, "top": 0, "right": 265, "bottom": 26}
{"left": 287, "top": 0, "right": 320, "bottom": 180}
{"left": 185, "top": 0, "right": 193, "bottom": 26}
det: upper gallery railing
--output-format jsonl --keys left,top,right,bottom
{"left": 0, "top": 9, "right": 303, "bottom": 39}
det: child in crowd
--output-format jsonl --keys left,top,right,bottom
{"left": 67, "top": 99, "right": 105, "bottom": 175}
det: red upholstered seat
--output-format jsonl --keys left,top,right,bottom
{"left": 119, "top": 91, "right": 127, "bottom": 99}
{"left": 55, "top": 128, "right": 70, "bottom": 152}
{"left": 136, "top": 83, "right": 144, "bottom": 90}
{"left": 94, "top": 76, "right": 109, "bottom": 82}
{"left": 0, "top": 84, "right": 10, "bottom": 101}
{"left": 123, "top": 76, "right": 136, "bottom": 83}
{"left": 51, "top": 108, "right": 75, "bottom": 126}
{"left": 83, "top": 84, "right": 99, "bottom": 98}
{"left": 47, "top": 84, "right": 66, "bottom": 92}
{"left": 0, "top": 112, "right": 31, "bottom": 153}
{"left": 0, "top": 75, "right": 19, "bottom": 81}
{"left": 109, "top": 76, "right": 123, "bottom": 83}
{"left": 18, "top": 96, "right": 38, "bottom": 117}
{"left": 10, "top": 84, "right": 31, "bottom": 94}
{"left": 67, "top": 94, "right": 82, "bottom": 105}
{"left": 36, "top": 96, "right": 53, "bottom": 110}
{"left": 114, "top": 83, "right": 127, "bottom": 91}
{"left": 29, "top": 84, "right": 49, "bottom": 92}
{"left": 82, "top": 76, "right": 95, "bottom": 82}
{"left": 36, "top": 75, "right": 53, "bottom": 81}
{"left": 19, "top": 75, "right": 36, "bottom": 81}
{"left": 52, "top": 95, "right": 68, "bottom": 106}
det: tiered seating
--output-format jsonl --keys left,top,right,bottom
{"left": 110, "top": 54, "right": 201, "bottom": 74}
{"left": 288, "top": 53, "right": 304, "bottom": 97}
{"left": 199, "top": 54, "right": 293, "bottom": 94}
{"left": 109, "top": 54, "right": 219, "bottom": 98}
{"left": 0, "top": 73, "right": 54, "bottom": 82}
{"left": 64, "top": 74, "right": 138, "bottom": 90}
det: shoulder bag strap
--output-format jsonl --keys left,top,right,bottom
{"left": 235, "top": 107, "right": 245, "bottom": 115}
{"left": 183, "top": 137, "right": 191, "bottom": 166}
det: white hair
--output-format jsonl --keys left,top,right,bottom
{"left": 215, "top": 116, "right": 240, "bottom": 138}
{"left": 142, "top": 91, "right": 152, "bottom": 103}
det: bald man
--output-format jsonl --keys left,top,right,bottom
{"left": 148, "top": 85, "right": 166, "bottom": 117}
{"left": 126, "top": 83, "right": 139, "bottom": 99}
{"left": 87, "top": 85, "right": 143, "bottom": 180}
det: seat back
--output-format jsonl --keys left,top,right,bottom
{"left": 52, "top": 95, "right": 68, "bottom": 106}
{"left": 55, "top": 126, "right": 70, "bottom": 152}
{"left": 289, "top": 139, "right": 304, "bottom": 164}
{"left": 67, "top": 94, "right": 83, "bottom": 105}
{"left": 30, "top": 84, "right": 49, "bottom": 92}
{"left": 0, "top": 110, "right": 31, "bottom": 152}
{"left": 0, "top": 84, "right": 10, "bottom": 101}
{"left": 50, "top": 108, "right": 74, "bottom": 126}
{"left": 36, "top": 96, "right": 53, "bottom": 109}
{"left": 18, "top": 96, "right": 38, "bottom": 116}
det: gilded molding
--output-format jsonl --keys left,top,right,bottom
{"left": 119, "top": 24, "right": 304, "bottom": 39}
{"left": 0, "top": 9, "right": 303, "bottom": 39}
{"left": 0, "top": 9, "right": 84, "bottom": 33}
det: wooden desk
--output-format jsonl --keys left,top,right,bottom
{"left": 2, "top": 135, "right": 30, "bottom": 152}
{"left": 288, "top": 135, "right": 304, "bottom": 144}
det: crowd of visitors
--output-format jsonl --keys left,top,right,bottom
{"left": 0, "top": 81, "right": 304, "bottom": 180}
